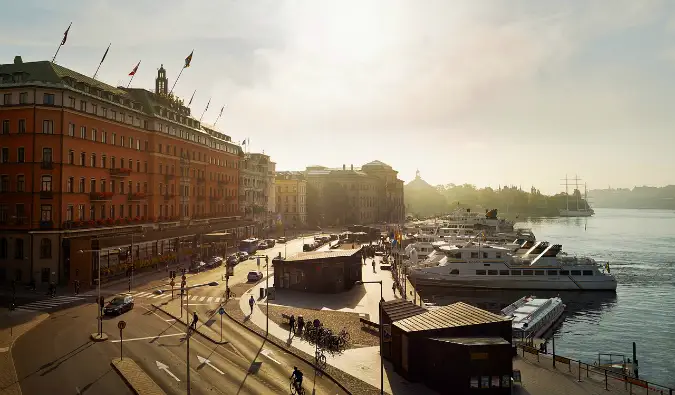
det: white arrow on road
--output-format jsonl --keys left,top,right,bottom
{"left": 156, "top": 361, "right": 180, "bottom": 381}
{"left": 260, "top": 349, "right": 281, "bottom": 365}
{"left": 197, "top": 355, "right": 224, "bottom": 374}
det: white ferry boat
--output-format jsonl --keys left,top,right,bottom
{"left": 407, "top": 241, "right": 617, "bottom": 291}
{"left": 501, "top": 296, "right": 566, "bottom": 339}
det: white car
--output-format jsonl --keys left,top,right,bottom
{"left": 247, "top": 271, "right": 263, "bottom": 282}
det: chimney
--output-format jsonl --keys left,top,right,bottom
{"left": 350, "top": 164, "right": 354, "bottom": 170}
{"left": 343, "top": 164, "right": 346, "bottom": 170}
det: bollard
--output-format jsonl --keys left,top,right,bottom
{"left": 578, "top": 362, "right": 582, "bottom": 382}
{"left": 605, "top": 370, "right": 608, "bottom": 390}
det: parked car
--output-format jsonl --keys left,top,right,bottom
{"left": 277, "top": 237, "right": 287, "bottom": 243}
{"left": 258, "top": 241, "right": 269, "bottom": 250}
{"left": 247, "top": 271, "right": 263, "bottom": 282}
{"left": 227, "top": 254, "right": 239, "bottom": 266}
{"left": 104, "top": 295, "right": 134, "bottom": 316}
{"left": 265, "top": 239, "right": 276, "bottom": 248}
{"left": 237, "top": 251, "right": 249, "bottom": 262}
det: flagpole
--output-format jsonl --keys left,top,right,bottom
{"left": 199, "top": 99, "right": 210, "bottom": 122}
{"left": 213, "top": 105, "right": 226, "bottom": 127}
{"left": 169, "top": 68, "right": 184, "bottom": 95}
{"left": 52, "top": 22, "right": 72, "bottom": 63}
{"left": 92, "top": 43, "right": 110, "bottom": 80}
{"left": 127, "top": 61, "right": 141, "bottom": 88}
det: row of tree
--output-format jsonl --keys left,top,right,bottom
{"left": 588, "top": 186, "right": 675, "bottom": 209}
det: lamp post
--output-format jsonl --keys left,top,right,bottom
{"left": 129, "top": 233, "right": 145, "bottom": 291}
{"left": 252, "top": 254, "right": 270, "bottom": 335}
{"left": 156, "top": 281, "right": 218, "bottom": 395}
{"left": 78, "top": 247, "right": 120, "bottom": 339}
{"left": 356, "top": 280, "right": 384, "bottom": 395}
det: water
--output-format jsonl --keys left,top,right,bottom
{"left": 418, "top": 208, "right": 675, "bottom": 388}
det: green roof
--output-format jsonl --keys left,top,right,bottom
{"left": 50, "top": 63, "right": 128, "bottom": 95}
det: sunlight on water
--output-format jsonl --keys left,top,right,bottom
{"left": 420, "top": 208, "right": 675, "bottom": 387}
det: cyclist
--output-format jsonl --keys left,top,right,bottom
{"left": 290, "top": 366, "right": 303, "bottom": 391}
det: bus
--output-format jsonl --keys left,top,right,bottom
{"left": 239, "top": 238, "right": 259, "bottom": 254}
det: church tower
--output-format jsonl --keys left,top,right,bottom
{"left": 155, "top": 65, "right": 168, "bottom": 95}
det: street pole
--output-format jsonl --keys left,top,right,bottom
{"left": 187, "top": 324, "right": 191, "bottom": 395}
{"left": 97, "top": 251, "right": 102, "bottom": 336}
{"left": 379, "top": 281, "right": 384, "bottom": 395}
{"left": 130, "top": 234, "right": 134, "bottom": 291}
{"left": 266, "top": 256, "right": 269, "bottom": 336}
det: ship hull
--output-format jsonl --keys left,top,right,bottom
{"left": 409, "top": 273, "right": 617, "bottom": 291}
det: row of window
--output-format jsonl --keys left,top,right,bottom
{"left": 0, "top": 237, "right": 51, "bottom": 260}
{"left": 0, "top": 119, "right": 51, "bottom": 134}
{"left": 474, "top": 269, "right": 595, "bottom": 276}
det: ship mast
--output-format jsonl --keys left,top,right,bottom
{"left": 575, "top": 174, "right": 580, "bottom": 211}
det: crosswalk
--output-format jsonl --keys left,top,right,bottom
{"left": 131, "top": 291, "right": 230, "bottom": 304}
{"left": 16, "top": 296, "right": 86, "bottom": 312}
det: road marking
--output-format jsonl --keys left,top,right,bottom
{"left": 158, "top": 294, "right": 170, "bottom": 299}
{"left": 260, "top": 349, "right": 281, "bottom": 365}
{"left": 135, "top": 292, "right": 152, "bottom": 297}
{"left": 197, "top": 355, "right": 224, "bottom": 374}
{"left": 156, "top": 361, "right": 180, "bottom": 381}
{"left": 165, "top": 319, "right": 176, "bottom": 322}
{"left": 0, "top": 347, "right": 9, "bottom": 353}
{"left": 198, "top": 296, "right": 206, "bottom": 302}
{"left": 207, "top": 297, "right": 214, "bottom": 303}
{"left": 185, "top": 303, "right": 211, "bottom": 306}
{"left": 110, "top": 333, "right": 184, "bottom": 343}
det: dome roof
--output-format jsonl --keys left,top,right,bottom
{"left": 362, "top": 160, "right": 391, "bottom": 168}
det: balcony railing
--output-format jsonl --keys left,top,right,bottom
{"left": 41, "top": 161, "right": 54, "bottom": 170}
{"left": 39, "top": 220, "right": 53, "bottom": 229}
{"left": 89, "top": 191, "right": 114, "bottom": 201}
{"left": 39, "top": 190, "right": 54, "bottom": 199}
{"left": 127, "top": 192, "right": 146, "bottom": 201}
{"left": 109, "top": 168, "right": 131, "bottom": 177}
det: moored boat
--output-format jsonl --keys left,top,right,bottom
{"left": 501, "top": 295, "right": 566, "bottom": 339}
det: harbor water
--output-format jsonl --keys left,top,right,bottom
{"left": 418, "top": 208, "right": 675, "bottom": 388}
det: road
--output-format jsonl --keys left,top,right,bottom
{"left": 12, "top": 234, "right": 346, "bottom": 395}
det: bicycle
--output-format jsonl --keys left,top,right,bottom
{"left": 315, "top": 350, "right": 327, "bottom": 370}
{"left": 290, "top": 377, "right": 305, "bottom": 395}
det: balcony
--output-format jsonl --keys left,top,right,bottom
{"left": 39, "top": 190, "right": 54, "bottom": 199}
{"left": 40, "top": 161, "right": 54, "bottom": 170}
{"left": 39, "top": 220, "right": 53, "bottom": 229}
{"left": 109, "top": 168, "right": 131, "bottom": 177}
{"left": 89, "top": 191, "right": 113, "bottom": 201}
{"left": 127, "top": 192, "right": 146, "bottom": 201}
{"left": 217, "top": 179, "right": 228, "bottom": 186}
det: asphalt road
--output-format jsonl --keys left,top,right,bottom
{"left": 12, "top": 234, "right": 345, "bottom": 395}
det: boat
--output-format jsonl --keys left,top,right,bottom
{"left": 559, "top": 176, "right": 594, "bottom": 217}
{"left": 407, "top": 239, "right": 617, "bottom": 291}
{"left": 501, "top": 295, "right": 566, "bottom": 339}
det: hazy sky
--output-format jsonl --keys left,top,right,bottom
{"left": 2, "top": 0, "right": 675, "bottom": 194}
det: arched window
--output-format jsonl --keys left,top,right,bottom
{"left": 40, "top": 238, "right": 52, "bottom": 258}
{"left": 0, "top": 238, "right": 7, "bottom": 259}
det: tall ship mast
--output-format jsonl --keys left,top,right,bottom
{"left": 559, "top": 175, "right": 594, "bottom": 217}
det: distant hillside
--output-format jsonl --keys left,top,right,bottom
{"left": 589, "top": 186, "right": 675, "bottom": 209}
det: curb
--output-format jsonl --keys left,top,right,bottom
{"left": 110, "top": 358, "right": 166, "bottom": 395}
{"left": 150, "top": 304, "right": 228, "bottom": 345}
{"left": 110, "top": 359, "right": 139, "bottom": 395}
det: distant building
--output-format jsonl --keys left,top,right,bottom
{"left": 272, "top": 249, "right": 363, "bottom": 293}
{"left": 239, "top": 153, "right": 275, "bottom": 232}
{"left": 275, "top": 171, "right": 307, "bottom": 227}
{"left": 301, "top": 160, "right": 404, "bottom": 226}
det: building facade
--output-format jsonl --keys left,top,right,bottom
{"left": 0, "top": 56, "right": 248, "bottom": 287}
{"left": 303, "top": 160, "right": 405, "bottom": 226}
{"left": 239, "top": 153, "right": 276, "bottom": 231}
{"left": 275, "top": 171, "right": 307, "bottom": 228}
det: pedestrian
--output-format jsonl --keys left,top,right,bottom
{"left": 297, "top": 315, "right": 304, "bottom": 336}
{"left": 192, "top": 312, "right": 198, "bottom": 330}
{"left": 392, "top": 282, "right": 396, "bottom": 295}
{"left": 74, "top": 280, "right": 80, "bottom": 295}
{"left": 289, "top": 315, "right": 296, "bottom": 335}
{"left": 249, "top": 295, "right": 255, "bottom": 315}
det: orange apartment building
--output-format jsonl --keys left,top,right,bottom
{"left": 0, "top": 56, "right": 254, "bottom": 288}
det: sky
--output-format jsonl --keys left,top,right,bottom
{"left": 2, "top": 0, "right": 675, "bottom": 194}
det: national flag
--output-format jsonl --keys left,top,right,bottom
{"left": 61, "top": 23, "right": 72, "bottom": 46}
{"left": 241, "top": 139, "right": 247, "bottom": 146}
{"left": 188, "top": 90, "right": 196, "bottom": 107}
{"left": 184, "top": 50, "right": 194, "bottom": 68}
{"left": 99, "top": 44, "right": 111, "bottom": 64}
{"left": 128, "top": 61, "right": 140, "bottom": 76}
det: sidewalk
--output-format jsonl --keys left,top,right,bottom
{"left": 0, "top": 308, "right": 49, "bottom": 395}
{"left": 239, "top": 275, "right": 435, "bottom": 395}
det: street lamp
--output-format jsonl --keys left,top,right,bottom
{"left": 78, "top": 247, "right": 120, "bottom": 339}
{"left": 129, "top": 233, "right": 145, "bottom": 291}
{"left": 156, "top": 281, "right": 218, "bottom": 395}
{"left": 355, "top": 280, "right": 384, "bottom": 395}
{"left": 251, "top": 254, "right": 270, "bottom": 335}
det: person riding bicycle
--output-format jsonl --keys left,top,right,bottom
{"left": 290, "top": 366, "right": 303, "bottom": 390}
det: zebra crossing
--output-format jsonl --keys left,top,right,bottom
{"left": 132, "top": 291, "right": 229, "bottom": 304}
{"left": 16, "top": 296, "right": 86, "bottom": 312}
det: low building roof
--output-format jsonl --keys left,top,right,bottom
{"left": 393, "top": 302, "right": 508, "bottom": 333}
{"left": 282, "top": 249, "right": 361, "bottom": 262}
{"left": 429, "top": 337, "right": 510, "bottom": 346}
{"left": 381, "top": 300, "right": 427, "bottom": 322}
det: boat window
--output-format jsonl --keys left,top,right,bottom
{"left": 511, "top": 270, "right": 521, "bottom": 275}
{"left": 487, "top": 270, "right": 498, "bottom": 275}
{"left": 547, "top": 270, "right": 558, "bottom": 276}
{"left": 534, "top": 270, "right": 545, "bottom": 276}
{"left": 496, "top": 252, "right": 502, "bottom": 258}
{"left": 475, "top": 270, "right": 486, "bottom": 275}
{"left": 571, "top": 270, "right": 582, "bottom": 276}
{"left": 560, "top": 270, "right": 570, "bottom": 275}
{"left": 522, "top": 270, "right": 533, "bottom": 276}
{"left": 450, "top": 269, "right": 459, "bottom": 275}
{"left": 499, "top": 270, "right": 509, "bottom": 275}
{"left": 483, "top": 252, "right": 488, "bottom": 259}
{"left": 582, "top": 270, "right": 593, "bottom": 276}
{"left": 470, "top": 252, "right": 479, "bottom": 259}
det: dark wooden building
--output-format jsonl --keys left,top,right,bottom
{"left": 390, "top": 302, "right": 513, "bottom": 395}
{"left": 272, "top": 249, "right": 363, "bottom": 293}
{"left": 381, "top": 299, "right": 427, "bottom": 359}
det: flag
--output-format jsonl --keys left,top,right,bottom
{"left": 218, "top": 105, "right": 225, "bottom": 117}
{"left": 241, "top": 139, "right": 247, "bottom": 145}
{"left": 184, "top": 50, "right": 194, "bottom": 68}
{"left": 128, "top": 61, "right": 140, "bottom": 76}
{"left": 99, "top": 44, "right": 110, "bottom": 64}
{"left": 204, "top": 98, "right": 210, "bottom": 112}
{"left": 61, "top": 23, "right": 72, "bottom": 46}
{"left": 188, "top": 90, "right": 196, "bottom": 107}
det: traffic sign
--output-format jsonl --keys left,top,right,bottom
{"left": 170, "top": 280, "right": 175, "bottom": 287}
{"left": 218, "top": 307, "right": 225, "bottom": 315}
{"left": 118, "top": 320, "right": 127, "bottom": 330}
{"left": 182, "top": 275, "right": 186, "bottom": 281}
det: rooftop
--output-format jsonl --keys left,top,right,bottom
{"left": 281, "top": 249, "right": 362, "bottom": 262}
{"left": 393, "top": 302, "right": 509, "bottom": 333}
{"left": 381, "top": 299, "right": 427, "bottom": 322}
{"left": 429, "top": 337, "right": 510, "bottom": 346}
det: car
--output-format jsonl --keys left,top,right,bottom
{"left": 227, "top": 254, "right": 239, "bottom": 266}
{"left": 153, "top": 289, "right": 164, "bottom": 295}
{"left": 265, "top": 239, "right": 276, "bottom": 248}
{"left": 237, "top": 251, "right": 249, "bottom": 261}
{"left": 104, "top": 295, "right": 134, "bottom": 316}
{"left": 247, "top": 271, "right": 263, "bottom": 282}
{"left": 258, "top": 241, "right": 269, "bottom": 250}
{"left": 277, "top": 237, "right": 287, "bottom": 244}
